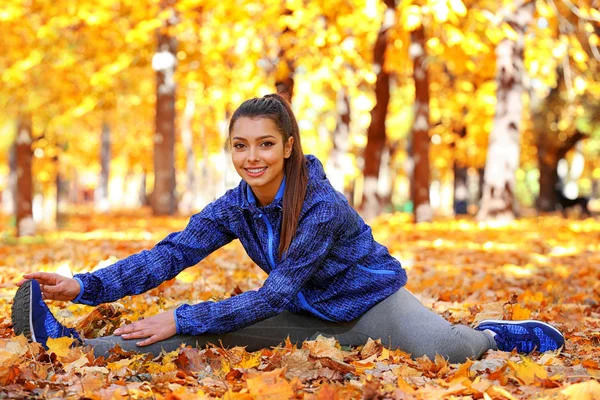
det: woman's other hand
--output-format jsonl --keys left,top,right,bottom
{"left": 113, "top": 310, "right": 177, "bottom": 346}
{"left": 16, "top": 272, "right": 81, "bottom": 301}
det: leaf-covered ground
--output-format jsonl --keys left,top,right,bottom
{"left": 1, "top": 210, "right": 599, "bottom": 399}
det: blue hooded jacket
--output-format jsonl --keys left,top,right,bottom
{"left": 73, "top": 155, "right": 407, "bottom": 335}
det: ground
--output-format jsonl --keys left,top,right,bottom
{"left": 0, "top": 210, "right": 599, "bottom": 399}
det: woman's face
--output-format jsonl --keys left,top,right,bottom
{"left": 230, "top": 117, "right": 293, "bottom": 205}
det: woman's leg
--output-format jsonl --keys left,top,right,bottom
{"left": 86, "top": 311, "right": 360, "bottom": 358}
{"left": 340, "top": 288, "right": 497, "bottom": 363}
{"left": 86, "top": 288, "right": 496, "bottom": 362}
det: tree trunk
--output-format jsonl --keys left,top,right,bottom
{"left": 532, "top": 68, "right": 590, "bottom": 211}
{"left": 96, "top": 121, "right": 111, "bottom": 213}
{"left": 477, "top": 1, "right": 534, "bottom": 221}
{"left": 326, "top": 88, "right": 351, "bottom": 197}
{"left": 152, "top": 0, "right": 178, "bottom": 215}
{"left": 361, "top": 0, "right": 396, "bottom": 221}
{"left": 15, "top": 114, "right": 35, "bottom": 236}
{"left": 275, "top": 9, "right": 295, "bottom": 101}
{"left": 3, "top": 142, "right": 17, "bottom": 215}
{"left": 180, "top": 83, "right": 198, "bottom": 215}
{"left": 453, "top": 164, "right": 469, "bottom": 215}
{"left": 410, "top": 24, "right": 432, "bottom": 223}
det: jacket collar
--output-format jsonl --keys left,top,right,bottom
{"left": 237, "top": 154, "right": 325, "bottom": 211}
{"left": 244, "top": 176, "right": 286, "bottom": 210}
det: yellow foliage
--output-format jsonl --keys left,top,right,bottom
{"left": 508, "top": 357, "right": 548, "bottom": 385}
{"left": 46, "top": 337, "right": 75, "bottom": 359}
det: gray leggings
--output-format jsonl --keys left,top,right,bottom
{"left": 86, "top": 288, "right": 496, "bottom": 363}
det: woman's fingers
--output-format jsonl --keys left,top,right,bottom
{"left": 22, "top": 272, "right": 60, "bottom": 286}
{"left": 122, "top": 330, "right": 153, "bottom": 340}
{"left": 135, "top": 335, "right": 159, "bottom": 346}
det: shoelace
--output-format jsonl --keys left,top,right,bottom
{"left": 495, "top": 325, "right": 541, "bottom": 353}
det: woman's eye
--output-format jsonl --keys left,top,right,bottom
{"left": 233, "top": 143, "right": 245, "bottom": 149}
{"left": 261, "top": 141, "right": 274, "bottom": 147}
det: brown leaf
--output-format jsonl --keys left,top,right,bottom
{"left": 303, "top": 335, "right": 345, "bottom": 362}
{"left": 281, "top": 349, "right": 318, "bottom": 380}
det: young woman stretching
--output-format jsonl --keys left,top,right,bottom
{"left": 12, "top": 94, "right": 564, "bottom": 363}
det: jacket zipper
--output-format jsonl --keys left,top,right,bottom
{"left": 260, "top": 212, "right": 334, "bottom": 321}
{"left": 357, "top": 265, "right": 398, "bottom": 275}
{"left": 259, "top": 213, "right": 277, "bottom": 270}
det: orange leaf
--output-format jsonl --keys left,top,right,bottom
{"left": 246, "top": 369, "right": 294, "bottom": 399}
{"left": 512, "top": 304, "right": 532, "bottom": 320}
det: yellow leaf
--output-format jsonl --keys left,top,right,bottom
{"left": 378, "top": 347, "right": 390, "bottom": 361}
{"left": 433, "top": 2, "right": 450, "bottom": 23}
{"left": 489, "top": 386, "right": 518, "bottom": 400}
{"left": 508, "top": 357, "right": 548, "bottom": 385}
{"left": 397, "top": 377, "right": 416, "bottom": 393}
{"left": 448, "top": 0, "right": 467, "bottom": 17}
{"left": 402, "top": 5, "right": 422, "bottom": 31}
{"left": 501, "top": 23, "right": 519, "bottom": 41}
{"left": 46, "top": 337, "right": 74, "bottom": 358}
{"left": 560, "top": 380, "right": 600, "bottom": 400}
{"left": 511, "top": 304, "right": 531, "bottom": 320}
{"left": 237, "top": 352, "right": 261, "bottom": 369}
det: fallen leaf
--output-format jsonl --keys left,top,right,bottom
{"left": 560, "top": 380, "right": 600, "bottom": 400}
{"left": 511, "top": 304, "right": 532, "bottom": 320}
{"left": 473, "top": 302, "right": 505, "bottom": 325}
{"left": 246, "top": 369, "right": 294, "bottom": 399}
{"left": 46, "top": 337, "right": 74, "bottom": 359}
{"left": 303, "top": 335, "right": 345, "bottom": 362}
{"left": 508, "top": 357, "right": 548, "bottom": 385}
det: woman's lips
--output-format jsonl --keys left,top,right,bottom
{"left": 245, "top": 167, "right": 267, "bottom": 177}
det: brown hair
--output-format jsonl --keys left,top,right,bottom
{"left": 229, "top": 93, "right": 308, "bottom": 258}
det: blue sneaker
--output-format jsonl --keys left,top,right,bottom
{"left": 11, "top": 279, "right": 82, "bottom": 349}
{"left": 475, "top": 319, "right": 565, "bottom": 353}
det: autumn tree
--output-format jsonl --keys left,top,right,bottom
{"left": 361, "top": 0, "right": 397, "bottom": 221}
{"left": 409, "top": 24, "right": 432, "bottom": 222}
{"left": 529, "top": 0, "right": 600, "bottom": 211}
{"left": 477, "top": 1, "right": 535, "bottom": 221}
{"left": 15, "top": 114, "right": 35, "bottom": 236}
{"left": 151, "top": 0, "right": 178, "bottom": 216}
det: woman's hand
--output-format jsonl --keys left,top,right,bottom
{"left": 17, "top": 272, "right": 81, "bottom": 301}
{"left": 113, "top": 310, "right": 177, "bottom": 346}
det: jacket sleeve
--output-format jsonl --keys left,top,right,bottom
{"left": 72, "top": 197, "right": 236, "bottom": 306}
{"left": 174, "top": 201, "right": 345, "bottom": 335}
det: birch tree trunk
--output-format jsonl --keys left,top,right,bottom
{"left": 361, "top": 0, "right": 396, "bottom": 221}
{"left": 152, "top": 0, "right": 178, "bottom": 215}
{"left": 15, "top": 114, "right": 35, "bottom": 236}
{"left": 410, "top": 24, "right": 432, "bottom": 223}
{"left": 326, "top": 88, "right": 351, "bottom": 196}
{"left": 96, "top": 121, "right": 111, "bottom": 213}
{"left": 477, "top": 1, "right": 534, "bottom": 221}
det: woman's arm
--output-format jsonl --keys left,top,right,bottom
{"left": 72, "top": 198, "right": 236, "bottom": 306}
{"left": 174, "top": 201, "right": 345, "bottom": 336}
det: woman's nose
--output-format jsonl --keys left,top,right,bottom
{"left": 248, "top": 147, "right": 260, "bottom": 162}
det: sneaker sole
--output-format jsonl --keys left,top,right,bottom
{"left": 477, "top": 319, "right": 563, "bottom": 338}
{"left": 11, "top": 280, "right": 36, "bottom": 342}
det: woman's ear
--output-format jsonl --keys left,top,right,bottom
{"left": 284, "top": 137, "right": 294, "bottom": 159}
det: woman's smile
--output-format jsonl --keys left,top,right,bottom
{"left": 245, "top": 167, "right": 267, "bottom": 177}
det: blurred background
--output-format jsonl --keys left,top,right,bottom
{"left": 1, "top": 0, "right": 599, "bottom": 237}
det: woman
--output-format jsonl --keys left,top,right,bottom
{"left": 12, "top": 94, "right": 564, "bottom": 363}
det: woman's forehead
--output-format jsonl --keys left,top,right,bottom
{"left": 231, "top": 117, "right": 281, "bottom": 139}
